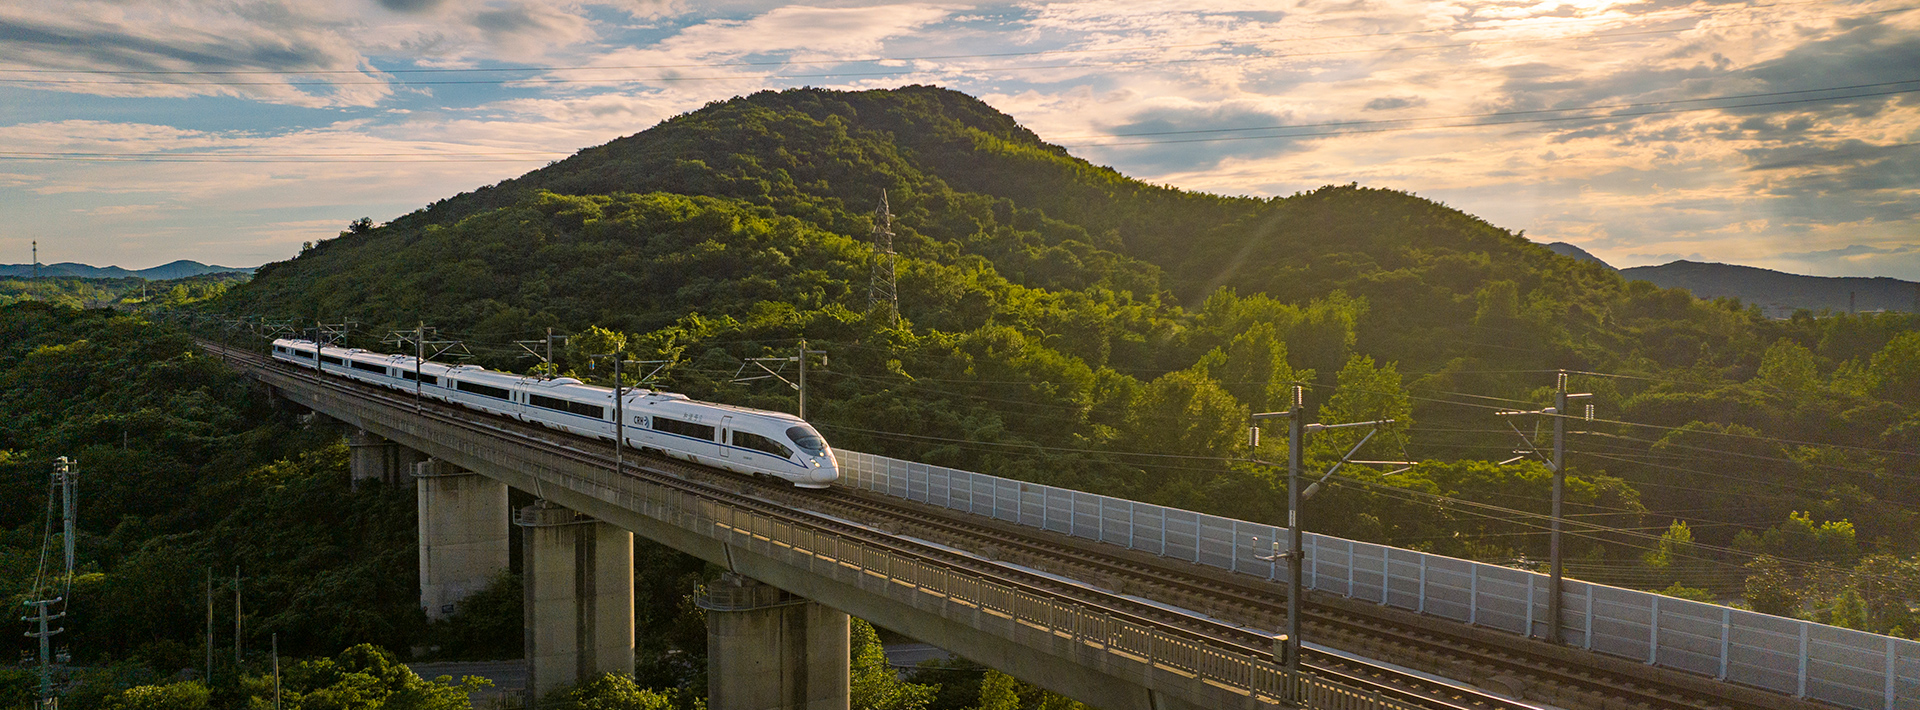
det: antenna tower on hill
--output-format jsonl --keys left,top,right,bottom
{"left": 868, "top": 191, "right": 898, "bottom": 325}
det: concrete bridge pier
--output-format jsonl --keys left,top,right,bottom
{"left": 518, "top": 500, "right": 634, "bottom": 698}
{"left": 348, "top": 428, "right": 428, "bottom": 488}
{"left": 415, "top": 459, "right": 510, "bottom": 620}
{"left": 698, "top": 572, "right": 850, "bottom": 710}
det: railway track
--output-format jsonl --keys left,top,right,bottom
{"left": 201, "top": 341, "right": 1793, "bottom": 710}
{"left": 769, "top": 481, "right": 1747, "bottom": 710}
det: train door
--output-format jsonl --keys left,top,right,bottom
{"left": 718, "top": 416, "right": 733, "bottom": 459}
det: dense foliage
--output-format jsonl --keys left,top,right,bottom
{"left": 1, "top": 273, "right": 246, "bottom": 310}
{"left": 0, "top": 303, "right": 434, "bottom": 704}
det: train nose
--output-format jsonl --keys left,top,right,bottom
{"left": 810, "top": 456, "right": 840, "bottom": 486}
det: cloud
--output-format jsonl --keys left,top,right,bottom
{"left": 1776, "top": 244, "right": 1920, "bottom": 260}
{"left": 377, "top": 0, "right": 447, "bottom": 14}
{"left": 1626, "top": 252, "right": 1705, "bottom": 263}
{"left": 1364, "top": 96, "right": 1426, "bottom": 111}
{"left": 472, "top": 2, "right": 594, "bottom": 57}
{"left": 0, "top": 2, "right": 392, "bottom": 107}
{"left": 1087, "top": 102, "right": 1305, "bottom": 172}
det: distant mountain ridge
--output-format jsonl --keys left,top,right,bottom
{"left": 1545, "top": 242, "right": 1617, "bottom": 271}
{"left": 0, "top": 260, "right": 254, "bottom": 280}
{"left": 1622, "top": 260, "right": 1918, "bottom": 317}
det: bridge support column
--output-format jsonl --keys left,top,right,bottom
{"left": 349, "top": 428, "right": 427, "bottom": 488}
{"left": 519, "top": 501, "right": 634, "bottom": 698}
{"left": 698, "top": 572, "right": 850, "bottom": 710}
{"left": 415, "top": 459, "right": 509, "bottom": 620}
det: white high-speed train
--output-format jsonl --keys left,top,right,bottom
{"left": 269, "top": 338, "right": 837, "bottom": 488}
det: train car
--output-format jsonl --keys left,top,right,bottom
{"left": 269, "top": 338, "right": 837, "bottom": 488}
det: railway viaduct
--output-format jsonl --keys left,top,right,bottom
{"left": 203, "top": 342, "right": 1913, "bottom": 710}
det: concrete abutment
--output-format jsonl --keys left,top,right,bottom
{"left": 698, "top": 573, "right": 850, "bottom": 710}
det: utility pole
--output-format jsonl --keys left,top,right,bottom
{"left": 1250, "top": 387, "right": 1402, "bottom": 676}
{"left": 592, "top": 355, "right": 642, "bottom": 475}
{"left": 234, "top": 565, "right": 242, "bottom": 666}
{"left": 515, "top": 328, "right": 568, "bottom": 378}
{"left": 868, "top": 191, "right": 899, "bottom": 325}
{"left": 798, "top": 340, "right": 819, "bottom": 420}
{"left": 385, "top": 324, "right": 470, "bottom": 409}
{"left": 20, "top": 457, "right": 79, "bottom": 710}
{"left": 1496, "top": 371, "right": 1591, "bottom": 645}
{"left": 739, "top": 342, "right": 826, "bottom": 419}
{"left": 205, "top": 568, "right": 214, "bottom": 682}
{"left": 21, "top": 599, "right": 62, "bottom": 710}
{"left": 55, "top": 458, "right": 75, "bottom": 593}
{"left": 272, "top": 634, "right": 281, "bottom": 710}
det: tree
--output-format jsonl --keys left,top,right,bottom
{"left": 1868, "top": 332, "right": 1920, "bottom": 402}
{"left": 553, "top": 673, "right": 676, "bottom": 710}
{"left": 1308, "top": 354, "right": 1412, "bottom": 463}
{"left": 347, "top": 217, "right": 375, "bottom": 234}
{"left": 1755, "top": 339, "right": 1820, "bottom": 394}
{"left": 851, "top": 619, "right": 934, "bottom": 710}
{"left": 566, "top": 325, "right": 636, "bottom": 385}
{"left": 973, "top": 671, "right": 1020, "bottom": 710}
{"left": 1122, "top": 368, "right": 1247, "bottom": 461}
{"left": 1744, "top": 556, "right": 1802, "bottom": 617}
{"left": 105, "top": 681, "right": 209, "bottom": 710}
{"left": 1198, "top": 322, "right": 1310, "bottom": 413}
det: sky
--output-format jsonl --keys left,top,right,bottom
{"left": 1, "top": 0, "right": 1916, "bottom": 280}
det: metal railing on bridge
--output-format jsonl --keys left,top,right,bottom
{"left": 836, "top": 450, "right": 1920, "bottom": 710}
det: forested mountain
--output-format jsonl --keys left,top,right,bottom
{"left": 214, "top": 86, "right": 1919, "bottom": 629}
{"left": 1623, "top": 260, "right": 1920, "bottom": 318}
{"left": 0, "top": 260, "right": 254, "bottom": 280}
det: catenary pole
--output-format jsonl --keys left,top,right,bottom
{"left": 1549, "top": 372, "right": 1568, "bottom": 645}
{"left": 1285, "top": 386, "right": 1304, "bottom": 672}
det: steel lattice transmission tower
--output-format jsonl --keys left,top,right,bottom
{"left": 867, "top": 191, "right": 899, "bottom": 325}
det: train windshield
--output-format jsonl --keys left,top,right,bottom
{"left": 785, "top": 426, "right": 829, "bottom": 456}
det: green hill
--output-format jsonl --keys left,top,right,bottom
{"left": 214, "top": 86, "right": 1920, "bottom": 606}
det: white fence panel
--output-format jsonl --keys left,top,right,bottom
{"left": 834, "top": 450, "right": 1917, "bottom": 710}
{"left": 1588, "top": 585, "right": 1654, "bottom": 662}
{"left": 1472, "top": 564, "right": 1532, "bottom": 636}
{"left": 1655, "top": 597, "right": 1725, "bottom": 677}
{"left": 1420, "top": 556, "right": 1475, "bottom": 624}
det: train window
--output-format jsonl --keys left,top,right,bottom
{"left": 349, "top": 361, "right": 387, "bottom": 374}
{"left": 732, "top": 431, "right": 794, "bottom": 459}
{"left": 275, "top": 346, "right": 286, "bottom": 354}
{"left": 529, "top": 393, "right": 605, "bottom": 419}
{"left": 454, "top": 380, "right": 511, "bottom": 399}
{"left": 320, "top": 355, "right": 344, "bottom": 365}
{"left": 652, "top": 417, "right": 716, "bottom": 441}
{"left": 292, "top": 349, "right": 314, "bottom": 359}
{"left": 400, "top": 371, "right": 439, "bottom": 385}
{"left": 785, "top": 426, "right": 828, "bottom": 456}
